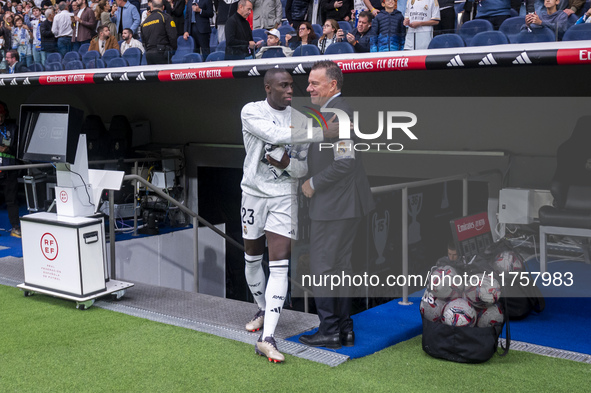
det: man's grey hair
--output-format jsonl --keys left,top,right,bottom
{"left": 152, "top": 0, "right": 163, "bottom": 9}
{"left": 58, "top": 2, "right": 67, "bottom": 11}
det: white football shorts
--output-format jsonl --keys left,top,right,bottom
{"left": 241, "top": 193, "right": 297, "bottom": 240}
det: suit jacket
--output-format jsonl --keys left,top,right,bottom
{"left": 307, "top": 95, "right": 374, "bottom": 221}
{"left": 88, "top": 35, "right": 120, "bottom": 53}
{"left": 73, "top": 6, "right": 98, "bottom": 42}
{"left": 184, "top": 0, "right": 214, "bottom": 34}
{"left": 11, "top": 61, "right": 30, "bottom": 73}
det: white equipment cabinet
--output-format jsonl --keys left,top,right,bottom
{"left": 17, "top": 212, "right": 134, "bottom": 309}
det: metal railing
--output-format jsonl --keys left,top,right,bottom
{"left": 370, "top": 169, "right": 502, "bottom": 305}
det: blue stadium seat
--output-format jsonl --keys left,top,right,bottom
{"left": 278, "top": 25, "right": 295, "bottom": 35}
{"left": 515, "top": 26, "right": 556, "bottom": 43}
{"left": 29, "top": 63, "right": 45, "bottom": 72}
{"left": 62, "top": 51, "right": 81, "bottom": 64}
{"left": 499, "top": 16, "right": 526, "bottom": 43}
{"left": 107, "top": 57, "right": 129, "bottom": 68}
{"left": 102, "top": 48, "right": 121, "bottom": 64}
{"left": 182, "top": 52, "right": 203, "bottom": 63}
{"left": 216, "top": 40, "right": 226, "bottom": 52}
{"left": 253, "top": 31, "right": 267, "bottom": 43}
{"left": 427, "top": 33, "right": 465, "bottom": 49}
{"left": 338, "top": 21, "right": 352, "bottom": 32}
{"left": 122, "top": 47, "right": 142, "bottom": 66}
{"left": 469, "top": 30, "right": 509, "bottom": 46}
{"left": 458, "top": 19, "right": 494, "bottom": 46}
{"left": 509, "top": 8, "right": 518, "bottom": 17}
{"left": 45, "top": 62, "right": 63, "bottom": 71}
{"left": 82, "top": 50, "right": 100, "bottom": 64}
{"left": 65, "top": 60, "right": 85, "bottom": 70}
{"left": 205, "top": 51, "right": 225, "bottom": 62}
{"left": 95, "top": 59, "right": 107, "bottom": 68}
{"left": 324, "top": 42, "right": 355, "bottom": 54}
{"left": 312, "top": 24, "right": 322, "bottom": 37}
{"left": 78, "top": 42, "right": 90, "bottom": 55}
{"left": 45, "top": 52, "right": 62, "bottom": 66}
{"left": 293, "top": 44, "right": 321, "bottom": 56}
{"left": 252, "top": 28, "right": 266, "bottom": 37}
{"left": 562, "top": 23, "right": 591, "bottom": 41}
{"left": 261, "top": 47, "right": 286, "bottom": 58}
{"left": 210, "top": 27, "right": 219, "bottom": 48}
{"left": 141, "top": 55, "right": 147, "bottom": 65}
{"left": 177, "top": 35, "right": 195, "bottom": 52}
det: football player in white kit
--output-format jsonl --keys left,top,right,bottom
{"left": 403, "top": 0, "right": 440, "bottom": 50}
{"left": 240, "top": 68, "right": 326, "bottom": 363}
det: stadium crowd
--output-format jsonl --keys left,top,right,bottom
{"left": 0, "top": 0, "right": 589, "bottom": 72}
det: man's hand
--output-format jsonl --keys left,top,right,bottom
{"left": 323, "top": 114, "right": 340, "bottom": 139}
{"left": 525, "top": 12, "right": 541, "bottom": 26}
{"left": 0, "top": 146, "right": 8, "bottom": 153}
{"left": 346, "top": 32, "right": 355, "bottom": 44}
{"left": 564, "top": 9, "right": 575, "bottom": 16}
{"left": 266, "top": 151, "right": 290, "bottom": 170}
{"left": 403, "top": 17, "right": 409, "bottom": 27}
{"left": 249, "top": 40, "right": 256, "bottom": 49}
{"left": 334, "top": 0, "right": 343, "bottom": 9}
{"left": 302, "top": 179, "right": 315, "bottom": 198}
{"left": 336, "top": 28, "right": 345, "bottom": 41}
{"left": 371, "top": 8, "right": 379, "bottom": 16}
{"left": 183, "top": 32, "right": 190, "bottom": 40}
{"left": 192, "top": 3, "right": 201, "bottom": 12}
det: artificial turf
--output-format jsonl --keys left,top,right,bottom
{"left": 1, "top": 284, "right": 589, "bottom": 392}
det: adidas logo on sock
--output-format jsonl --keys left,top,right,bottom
{"left": 270, "top": 307, "right": 281, "bottom": 313}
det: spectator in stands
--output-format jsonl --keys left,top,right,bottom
{"left": 96, "top": 0, "right": 117, "bottom": 37}
{"left": 141, "top": 0, "right": 152, "bottom": 23}
{"left": 321, "top": 0, "right": 353, "bottom": 22}
{"left": 39, "top": 7, "right": 57, "bottom": 60}
{"left": 89, "top": 24, "right": 119, "bottom": 55}
{"left": 317, "top": 18, "right": 339, "bottom": 54}
{"left": 285, "top": 0, "right": 310, "bottom": 28}
{"left": 255, "top": 28, "right": 293, "bottom": 57}
{"left": 216, "top": 0, "right": 239, "bottom": 43}
{"left": 120, "top": 26, "right": 143, "bottom": 53}
{"left": 5, "top": 48, "right": 29, "bottom": 72}
{"left": 285, "top": 21, "right": 318, "bottom": 50}
{"left": 225, "top": 0, "right": 261, "bottom": 60}
{"left": 41, "top": 0, "right": 53, "bottom": 10}
{"left": 72, "top": 0, "right": 98, "bottom": 52}
{"left": 184, "top": 0, "right": 214, "bottom": 58}
{"left": 12, "top": 15, "right": 32, "bottom": 65}
{"left": 167, "top": 0, "right": 185, "bottom": 36}
{"left": 558, "top": 0, "right": 584, "bottom": 16}
{"left": 3, "top": 12, "right": 14, "bottom": 29}
{"left": 369, "top": 0, "right": 404, "bottom": 51}
{"left": 52, "top": 2, "right": 74, "bottom": 56}
{"left": 526, "top": 0, "right": 573, "bottom": 39}
{"left": 0, "top": 17, "right": 13, "bottom": 72}
{"left": 27, "top": 6, "right": 44, "bottom": 65}
{"left": 111, "top": 0, "right": 141, "bottom": 39}
{"left": 474, "top": 0, "right": 511, "bottom": 30}
{"left": 403, "top": 0, "right": 439, "bottom": 50}
{"left": 252, "top": 0, "right": 282, "bottom": 30}
{"left": 140, "top": 0, "right": 176, "bottom": 63}
{"left": 345, "top": 9, "right": 372, "bottom": 52}
{"left": 435, "top": 0, "right": 455, "bottom": 34}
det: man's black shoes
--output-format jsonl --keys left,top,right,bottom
{"left": 340, "top": 331, "right": 355, "bottom": 347}
{"left": 299, "top": 332, "right": 342, "bottom": 349}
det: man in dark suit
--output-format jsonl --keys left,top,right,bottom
{"left": 299, "top": 60, "right": 374, "bottom": 349}
{"left": 5, "top": 50, "right": 30, "bottom": 73}
{"left": 183, "top": 0, "right": 214, "bottom": 58}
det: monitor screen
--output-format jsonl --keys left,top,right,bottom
{"left": 18, "top": 105, "right": 83, "bottom": 164}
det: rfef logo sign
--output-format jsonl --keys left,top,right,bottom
{"left": 40, "top": 233, "right": 58, "bottom": 261}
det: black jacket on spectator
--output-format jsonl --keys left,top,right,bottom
{"left": 321, "top": 0, "right": 352, "bottom": 22}
{"left": 141, "top": 10, "right": 178, "bottom": 51}
{"left": 0, "top": 26, "right": 12, "bottom": 52}
{"left": 41, "top": 0, "right": 53, "bottom": 7}
{"left": 225, "top": 11, "right": 252, "bottom": 59}
{"left": 351, "top": 29, "right": 370, "bottom": 53}
{"left": 165, "top": 0, "right": 186, "bottom": 36}
{"left": 216, "top": 0, "right": 238, "bottom": 27}
{"left": 285, "top": 0, "right": 310, "bottom": 25}
{"left": 40, "top": 19, "right": 57, "bottom": 52}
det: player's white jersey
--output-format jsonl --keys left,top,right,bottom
{"left": 404, "top": 0, "right": 440, "bottom": 50}
{"left": 240, "top": 99, "right": 323, "bottom": 198}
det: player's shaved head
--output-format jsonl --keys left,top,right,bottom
{"left": 264, "top": 68, "right": 290, "bottom": 86}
